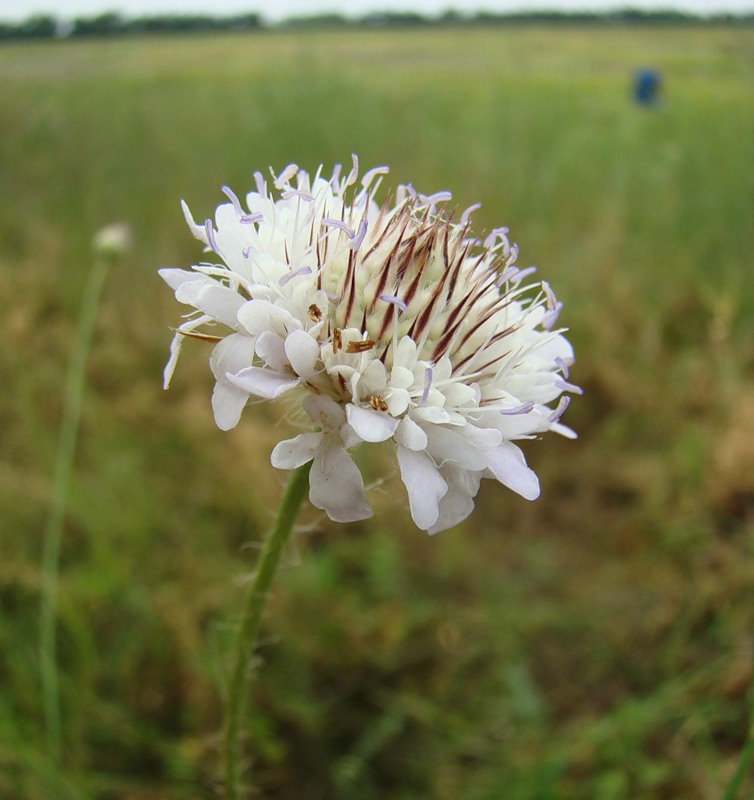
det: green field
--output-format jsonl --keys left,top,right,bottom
{"left": 1, "top": 23, "right": 754, "bottom": 799}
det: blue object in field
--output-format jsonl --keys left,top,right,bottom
{"left": 633, "top": 68, "right": 661, "bottom": 106}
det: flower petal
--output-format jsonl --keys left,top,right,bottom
{"left": 427, "top": 467, "right": 482, "bottom": 534}
{"left": 346, "top": 404, "right": 400, "bottom": 443}
{"left": 211, "top": 383, "right": 249, "bottom": 431}
{"left": 425, "top": 425, "right": 488, "bottom": 471}
{"left": 227, "top": 366, "right": 298, "bottom": 398}
{"left": 271, "top": 432, "right": 323, "bottom": 469}
{"left": 485, "top": 441, "right": 540, "bottom": 501}
{"left": 394, "top": 416, "right": 428, "bottom": 451}
{"left": 284, "top": 329, "right": 320, "bottom": 378}
{"left": 209, "top": 334, "right": 256, "bottom": 429}
{"left": 397, "top": 446, "right": 448, "bottom": 530}
{"left": 255, "top": 331, "right": 287, "bottom": 371}
{"left": 159, "top": 267, "right": 203, "bottom": 291}
{"left": 193, "top": 284, "right": 246, "bottom": 328}
{"left": 309, "top": 437, "right": 372, "bottom": 523}
{"left": 303, "top": 394, "right": 346, "bottom": 430}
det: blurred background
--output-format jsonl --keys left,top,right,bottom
{"left": 1, "top": 3, "right": 753, "bottom": 798}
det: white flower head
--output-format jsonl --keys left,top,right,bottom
{"left": 160, "top": 157, "right": 579, "bottom": 533}
{"left": 93, "top": 222, "right": 131, "bottom": 257}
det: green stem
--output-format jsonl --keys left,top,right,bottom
{"left": 40, "top": 251, "right": 112, "bottom": 769}
{"left": 224, "top": 462, "right": 311, "bottom": 800}
{"left": 722, "top": 647, "right": 754, "bottom": 800}
{"left": 723, "top": 735, "right": 754, "bottom": 800}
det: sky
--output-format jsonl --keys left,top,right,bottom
{"left": 3, "top": 0, "right": 753, "bottom": 23}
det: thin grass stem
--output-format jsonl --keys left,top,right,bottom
{"left": 39, "top": 249, "right": 112, "bottom": 769}
{"left": 722, "top": 646, "right": 754, "bottom": 800}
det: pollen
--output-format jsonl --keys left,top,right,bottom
{"left": 369, "top": 394, "right": 389, "bottom": 412}
{"left": 332, "top": 327, "right": 343, "bottom": 353}
{"left": 346, "top": 339, "right": 376, "bottom": 354}
{"left": 308, "top": 303, "right": 323, "bottom": 322}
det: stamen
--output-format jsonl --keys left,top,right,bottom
{"left": 369, "top": 394, "right": 389, "bottom": 412}
{"left": 273, "top": 163, "right": 298, "bottom": 189}
{"left": 555, "top": 377, "right": 583, "bottom": 395}
{"left": 221, "top": 185, "right": 244, "bottom": 217}
{"left": 421, "top": 190, "right": 452, "bottom": 207}
{"left": 346, "top": 339, "right": 375, "bottom": 353}
{"left": 329, "top": 162, "right": 342, "bottom": 187}
{"left": 351, "top": 219, "right": 368, "bottom": 249}
{"left": 253, "top": 171, "right": 266, "bottom": 196}
{"left": 344, "top": 154, "right": 359, "bottom": 189}
{"left": 500, "top": 401, "right": 535, "bottom": 416}
{"left": 484, "top": 226, "right": 509, "bottom": 248}
{"left": 278, "top": 265, "right": 312, "bottom": 286}
{"left": 333, "top": 328, "right": 343, "bottom": 353}
{"left": 420, "top": 367, "right": 433, "bottom": 405}
{"left": 282, "top": 189, "right": 314, "bottom": 202}
{"left": 460, "top": 203, "right": 481, "bottom": 226}
{"left": 361, "top": 166, "right": 390, "bottom": 189}
{"left": 542, "top": 303, "right": 563, "bottom": 330}
{"left": 555, "top": 356, "right": 570, "bottom": 379}
{"left": 547, "top": 396, "right": 571, "bottom": 423}
{"left": 308, "top": 304, "right": 323, "bottom": 322}
{"left": 204, "top": 219, "right": 219, "bottom": 253}
{"left": 379, "top": 294, "right": 408, "bottom": 313}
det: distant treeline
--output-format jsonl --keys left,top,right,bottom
{"left": 1, "top": 8, "right": 753, "bottom": 41}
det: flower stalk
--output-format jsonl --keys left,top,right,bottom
{"left": 40, "top": 227, "right": 128, "bottom": 769}
{"left": 224, "top": 461, "right": 311, "bottom": 800}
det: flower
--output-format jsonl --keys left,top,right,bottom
{"left": 160, "top": 157, "right": 579, "bottom": 533}
{"left": 93, "top": 222, "right": 131, "bottom": 257}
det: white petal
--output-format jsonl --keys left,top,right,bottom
{"left": 485, "top": 441, "right": 540, "bottom": 501}
{"left": 174, "top": 276, "right": 216, "bottom": 304}
{"left": 397, "top": 446, "right": 447, "bottom": 530}
{"left": 427, "top": 468, "right": 482, "bottom": 535}
{"left": 461, "top": 423, "right": 503, "bottom": 449}
{"left": 207, "top": 335, "right": 256, "bottom": 429}
{"left": 255, "top": 331, "right": 287, "bottom": 371}
{"left": 194, "top": 284, "right": 245, "bottom": 328}
{"left": 211, "top": 383, "right": 249, "bottom": 431}
{"left": 303, "top": 394, "right": 347, "bottom": 430}
{"left": 159, "top": 267, "right": 203, "bottom": 292}
{"left": 309, "top": 438, "right": 372, "bottom": 523}
{"left": 385, "top": 388, "right": 411, "bottom": 417}
{"left": 425, "top": 425, "right": 488, "bottom": 471}
{"left": 209, "top": 333, "right": 256, "bottom": 381}
{"left": 394, "top": 336, "right": 418, "bottom": 369}
{"left": 357, "top": 359, "right": 387, "bottom": 395}
{"left": 162, "top": 314, "right": 212, "bottom": 389}
{"left": 237, "top": 299, "right": 299, "bottom": 337}
{"left": 227, "top": 366, "right": 298, "bottom": 398}
{"left": 181, "top": 200, "right": 209, "bottom": 243}
{"left": 442, "top": 382, "right": 479, "bottom": 408}
{"left": 389, "top": 366, "right": 414, "bottom": 390}
{"left": 284, "top": 329, "right": 320, "bottom": 378}
{"left": 551, "top": 422, "right": 578, "bottom": 440}
{"left": 271, "top": 432, "right": 323, "bottom": 469}
{"left": 394, "top": 416, "right": 428, "bottom": 451}
{"left": 412, "top": 406, "right": 455, "bottom": 425}
{"left": 346, "top": 404, "right": 399, "bottom": 443}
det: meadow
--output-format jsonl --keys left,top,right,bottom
{"left": 1, "top": 21, "right": 753, "bottom": 799}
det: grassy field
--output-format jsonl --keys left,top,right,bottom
{"left": 1, "top": 22, "right": 754, "bottom": 799}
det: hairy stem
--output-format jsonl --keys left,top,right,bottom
{"left": 224, "top": 462, "right": 311, "bottom": 800}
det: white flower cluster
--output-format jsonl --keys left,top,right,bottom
{"left": 160, "top": 157, "right": 579, "bottom": 533}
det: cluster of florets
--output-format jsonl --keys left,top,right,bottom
{"left": 160, "top": 157, "right": 579, "bottom": 533}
